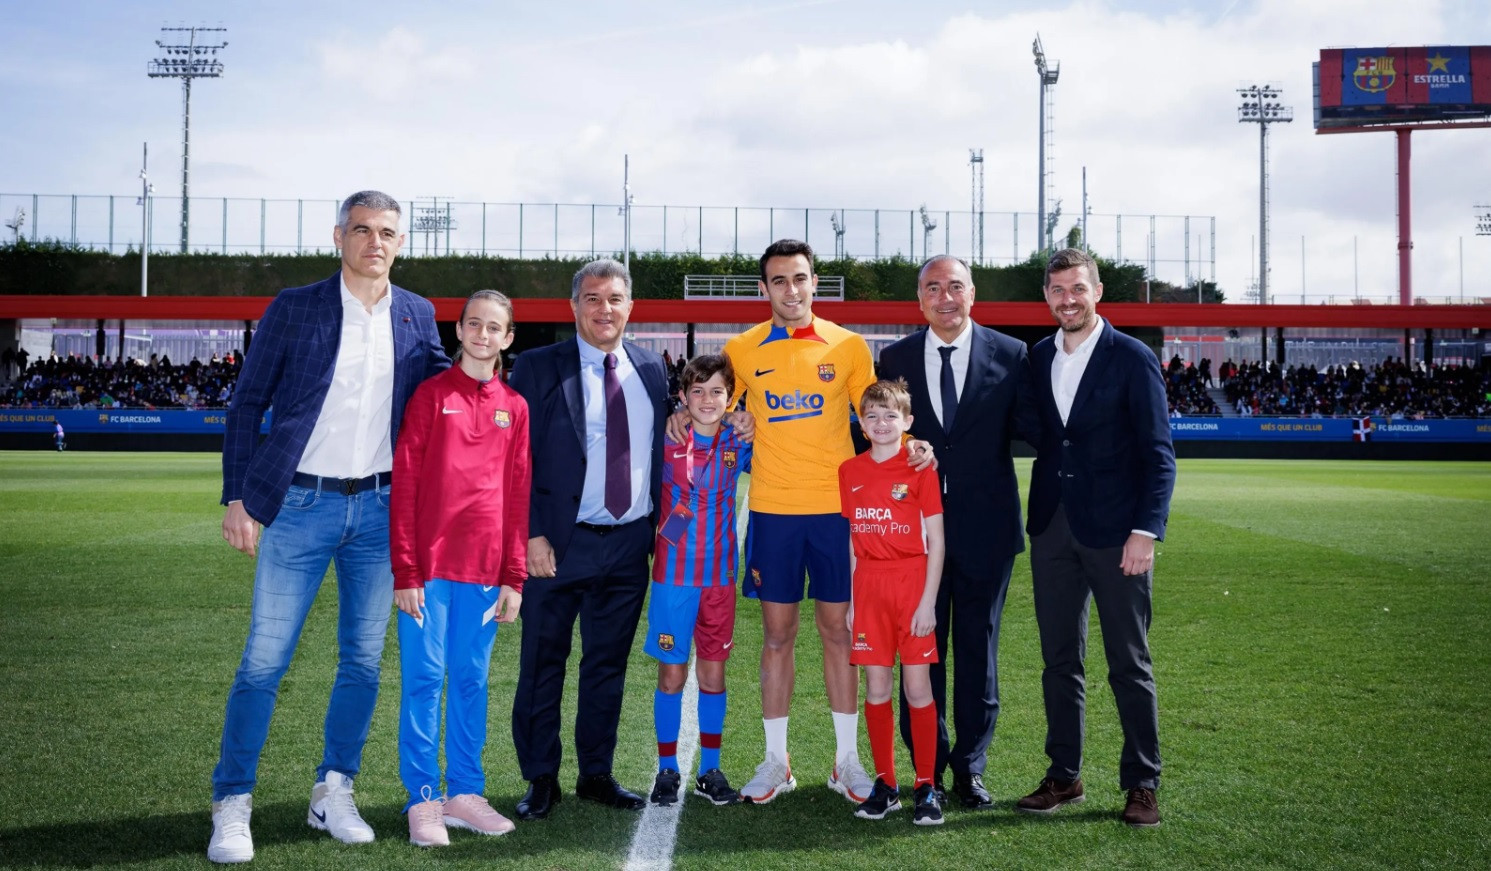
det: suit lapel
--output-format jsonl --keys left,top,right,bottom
{"left": 950, "top": 326, "right": 1005, "bottom": 438}
{"left": 560, "top": 338, "right": 587, "bottom": 448}
{"left": 1066, "top": 319, "right": 1114, "bottom": 425}
{"left": 311, "top": 275, "right": 343, "bottom": 384}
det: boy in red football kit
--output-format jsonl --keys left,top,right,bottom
{"left": 391, "top": 290, "right": 530, "bottom": 846}
{"left": 838, "top": 379, "right": 946, "bottom": 825}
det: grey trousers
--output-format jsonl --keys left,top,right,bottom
{"left": 1030, "top": 503, "right": 1161, "bottom": 790}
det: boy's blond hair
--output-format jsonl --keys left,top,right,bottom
{"left": 859, "top": 377, "right": 912, "bottom": 418}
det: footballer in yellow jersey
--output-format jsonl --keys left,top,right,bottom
{"left": 723, "top": 317, "right": 876, "bottom": 517}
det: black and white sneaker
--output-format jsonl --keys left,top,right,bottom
{"left": 912, "top": 783, "right": 945, "bottom": 826}
{"left": 693, "top": 769, "right": 741, "bottom": 806}
{"left": 650, "top": 769, "right": 682, "bottom": 806}
{"left": 853, "top": 777, "right": 901, "bottom": 820}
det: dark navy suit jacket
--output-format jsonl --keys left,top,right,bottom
{"left": 878, "top": 323, "right": 1036, "bottom": 566}
{"left": 508, "top": 338, "right": 670, "bottom": 565}
{"left": 221, "top": 272, "right": 449, "bottom": 525}
{"left": 1026, "top": 318, "right": 1176, "bottom": 549}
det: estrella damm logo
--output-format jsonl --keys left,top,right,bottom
{"left": 890, "top": 483, "right": 909, "bottom": 501}
{"left": 722, "top": 449, "right": 737, "bottom": 469}
{"left": 764, "top": 388, "right": 825, "bottom": 423}
{"left": 818, "top": 363, "right": 836, "bottom": 382}
{"left": 1353, "top": 55, "right": 1396, "bottom": 93}
{"left": 493, "top": 409, "right": 512, "bottom": 428}
{"left": 658, "top": 633, "right": 675, "bottom": 651}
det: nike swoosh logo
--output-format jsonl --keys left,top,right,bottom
{"left": 442, "top": 408, "right": 463, "bottom": 414}
{"left": 311, "top": 808, "right": 326, "bottom": 823}
{"left": 673, "top": 451, "right": 689, "bottom": 458}
{"left": 754, "top": 368, "right": 775, "bottom": 377}
{"left": 851, "top": 485, "right": 864, "bottom": 492}
{"left": 482, "top": 585, "right": 494, "bottom": 592}
{"left": 922, "top": 650, "right": 934, "bottom": 658}
{"left": 722, "top": 640, "right": 733, "bottom": 650}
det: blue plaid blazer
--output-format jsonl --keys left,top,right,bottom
{"left": 221, "top": 272, "right": 449, "bottom": 525}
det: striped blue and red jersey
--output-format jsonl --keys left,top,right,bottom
{"left": 651, "top": 426, "right": 752, "bottom": 587}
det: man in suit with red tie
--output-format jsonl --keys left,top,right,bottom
{"left": 875, "top": 255, "right": 1035, "bottom": 810}
{"left": 1014, "top": 247, "right": 1175, "bottom": 828}
{"left": 508, "top": 259, "right": 673, "bottom": 820}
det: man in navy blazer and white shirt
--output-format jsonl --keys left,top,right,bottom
{"left": 210, "top": 191, "right": 449, "bottom": 863}
{"left": 876, "top": 255, "right": 1035, "bottom": 811}
{"left": 1014, "top": 247, "right": 1175, "bottom": 828}
{"left": 507, "top": 258, "right": 673, "bottom": 821}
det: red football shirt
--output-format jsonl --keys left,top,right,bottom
{"left": 837, "top": 446, "right": 943, "bottom": 562}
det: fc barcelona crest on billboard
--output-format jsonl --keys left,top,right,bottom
{"left": 1316, "top": 45, "right": 1491, "bottom": 129}
{"left": 1352, "top": 55, "right": 1396, "bottom": 93}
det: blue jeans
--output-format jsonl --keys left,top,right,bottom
{"left": 211, "top": 483, "right": 394, "bottom": 800}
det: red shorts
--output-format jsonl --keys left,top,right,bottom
{"left": 849, "top": 555, "right": 937, "bottom": 668}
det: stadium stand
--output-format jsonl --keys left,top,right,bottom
{"left": 1, "top": 353, "right": 240, "bottom": 409}
{"left": 1218, "top": 357, "right": 1491, "bottom": 419}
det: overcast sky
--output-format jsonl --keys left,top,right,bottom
{"left": 2, "top": 0, "right": 1488, "bottom": 304}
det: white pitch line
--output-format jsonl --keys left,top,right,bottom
{"left": 623, "top": 656, "right": 699, "bottom": 871}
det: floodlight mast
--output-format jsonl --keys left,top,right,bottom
{"left": 969, "top": 148, "right": 984, "bottom": 265}
{"left": 1033, "top": 35, "right": 1060, "bottom": 256}
{"left": 148, "top": 25, "right": 227, "bottom": 254}
{"left": 1237, "top": 84, "right": 1293, "bottom": 306}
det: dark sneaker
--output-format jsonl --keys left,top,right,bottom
{"left": 1122, "top": 787, "right": 1161, "bottom": 828}
{"left": 650, "top": 769, "right": 682, "bottom": 807}
{"left": 1015, "top": 777, "right": 1086, "bottom": 814}
{"left": 693, "top": 769, "right": 740, "bottom": 806}
{"left": 853, "top": 777, "right": 901, "bottom": 820}
{"left": 912, "top": 783, "right": 944, "bottom": 827}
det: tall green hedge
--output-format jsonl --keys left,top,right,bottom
{"left": 0, "top": 240, "right": 1174, "bottom": 303}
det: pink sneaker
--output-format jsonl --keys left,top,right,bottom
{"left": 443, "top": 793, "right": 516, "bottom": 836}
{"left": 407, "top": 791, "right": 449, "bottom": 847}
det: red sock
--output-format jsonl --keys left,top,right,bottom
{"left": 864, "top": 699, "right": 897, "bottom": 789}
{"left": 910, "top": 702, "right": 937, "bottom": 788}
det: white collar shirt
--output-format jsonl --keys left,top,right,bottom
{"left": 576, "top": 337, "right": 654, "bottom": 525}
{"left": 297, "top": 274, "right": 395, "bottom": 477}
{"left": 922, "top": 319, "right": 973, "bottom": 428}
{"left": 1051, "top": 316, "right": 1105, "bottom": 427}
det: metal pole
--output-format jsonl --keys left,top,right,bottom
{"left": 1354, "top": 235, "right": 1359, "bottom": 300}
{"left": 1259, "top": 120, "right": 1268, "bottom": 305}
{"left": 519, "top": 203, "right": 524, "bottom": 259}
{"left": 140, "top": 142, "right": 149, "bottom": 297}
{"left": 181, "top": 77, "right": 191, "bottom": 252}
{"left": 108, "top": 196, "right": 114, "bottom": 252}
{"left": 259, "top": 199, "right": 264, "bottom": 254}
{"left": 1396, "top": 129, "right": 1412, "bottom": 305}
{"left": 1038, "top": 83, "right": 1046, "bottom": 254}
{"left": 222, "top": 197, "right": 227, "bottom": 253}
{"left": 1300, "top": 235, "right": 1306, "bottom": 304}
{"left": 1081, "top": 167, "right": 1088, "bottom": 254}
{"left": 622, "top": 155, "right": 631, "bottom": 270}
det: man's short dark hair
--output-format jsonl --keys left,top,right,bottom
{"left": 679, "top": 354, "right": 735, "bottom": 397}
{"left": 337, "top": 191, "right": 402, "bottom": 230}
{"left": 760, "top": 239, "right": 815, "bottom": 281}
{"left": 1044, "top": 247, "right": 1100, "bottom": 287}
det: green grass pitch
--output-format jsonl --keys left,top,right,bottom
{"left": 0, "top": 452, "right": 1488, "bottom": 870}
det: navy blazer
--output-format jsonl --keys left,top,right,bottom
{"left": 1025, "top": 318, "right": 1176, "bottom": 549}
{"left": 221, "top": 272, "right": 449, "bottom": 526}
{"left": 508, "top": 338, "right": 669, "bottom": 565}
{"left": 878, "top": 324, "right": 1036, "bottom": 566}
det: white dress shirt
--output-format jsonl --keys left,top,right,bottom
{"left": 923, "top": 319, "right": 973, "bottom": 429}
{"left": 1050, "top": 316, "right": 1104, "bottom": 427}
{"left": 297, "top": 275, "right": 395, "bottom": 478}
{"left": 576, "top": 337, "right": 654, "bottom": 525}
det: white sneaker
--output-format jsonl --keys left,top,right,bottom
{"left": 828, "top": 753, "right": 875, "bottom": 804}
{"left": 208, "top": 793, "right": 254, "bottom": 864}
{"left": 308, "top": 771, "right": 375, "bottom": 844}
{"left": 740, "top": 753, "right": 796, "bottom": 804}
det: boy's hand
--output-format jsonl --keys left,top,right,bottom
{"left": 907, "top": 440, "right": 937, "bottom": 471}
{"left": 664, "top": 408, "right": 691, "bottom": 443}
{"left": 910, "top": 603, "right": 936, "bottom": 637}
{"left": 495, "top": 586, "right": 522, "bottom": 623}
{"left": 394, "top": 587, "right": 424, "bottom": 620}
{"left": 527, "top": 536, "right": 557, "bottom": 578}
{"left": 724, "top": 410, "right": 756, "bottom": 443}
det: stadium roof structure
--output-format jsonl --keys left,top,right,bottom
{"left": 1, "top": 296, "right": 1488, "bottom": 330}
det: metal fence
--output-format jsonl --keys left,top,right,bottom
{"left": 0, "top": 192, "right": 1217, "bottom": 287}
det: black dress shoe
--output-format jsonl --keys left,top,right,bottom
{"left": 576, "top": 772, "right": 645, "bottom": 810}
{"left": 516, "top": 774, "right": 562, "bottom": 820}
{"left": 952, "top": 772, "right": 994, "bottom": 809}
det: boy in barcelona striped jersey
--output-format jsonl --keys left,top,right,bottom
{"left": 645, "top": 355, "right": 754, "bottom": 807}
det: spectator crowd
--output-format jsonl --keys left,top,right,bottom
{"left": 1, "top": 352, "right": 241, "bottom": 409}
{"left": 1214, "top": 357, "right": 1491, "bottom": 419}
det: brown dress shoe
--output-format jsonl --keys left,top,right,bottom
{"left": 1015, "top": 777, "right": 1085, "bottom": 814}
{"left": 1122, "top": 787, "right": 1161, "bottom": 827}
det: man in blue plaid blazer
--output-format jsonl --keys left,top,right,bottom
{"left": 207, "top": 191, "right": 449, "bottom": 864}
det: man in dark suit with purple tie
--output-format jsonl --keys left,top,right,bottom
{"left": 875, "top": 255, "right": 1035, "bottom": 811}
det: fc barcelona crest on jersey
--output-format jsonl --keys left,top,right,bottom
{"left": 722, "top": 449, "right": 738, "bottom": 469}
{"left": 818, "top": 363, "right": 836, "bottom": 382}
{"left": 890, "top": 483, "right": 909, "bottom": 501}
{"left": 493, "top": 409, "right": 512, "bottom": 428}
{"left": 658, "top": 633, "right": 675, "bottom": 652}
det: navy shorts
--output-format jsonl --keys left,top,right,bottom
{"left": 742, "top": 511, "right": 851, "bottom": 604}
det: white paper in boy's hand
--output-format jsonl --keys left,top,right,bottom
{"left": 414, "top": 608, "right": 425, "bottom": 629}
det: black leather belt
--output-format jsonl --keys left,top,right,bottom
{"left": 291, "top": 471, "right": 390, "bottom": 495}
{"left": 575, "top": 519, "right": 638, "bottom": 536}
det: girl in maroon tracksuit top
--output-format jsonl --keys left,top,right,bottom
{"left": 390, "top": 290, "right": 531, "bottom": 845}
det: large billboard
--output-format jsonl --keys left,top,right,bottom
{"left": 1315, "top": 46, "right": 1491, "bottom": 129}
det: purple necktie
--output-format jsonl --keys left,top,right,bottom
{"left": 603, "top": 352, "right": 631, "bottom": 520}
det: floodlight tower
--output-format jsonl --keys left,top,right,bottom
{"left": 1033, "top": 35, "right": 1060, "bottom": 255}
{"left": 830, "top": 210, "right": 846, "bottom": 258}
{"left": 148, "top": 25, "right": 228, "bottom": 254}
{"left": 1237, "top": 84, "right": 1292, "bottom": 305}
{"left": 4, "top": 208, "right": 23, "bottom": 244}
{"left": 918, "top": 204, "right": 938, "bottom": 261}
{"left": 969, "top": 148, "right": 984, "bottom": 264}
{"left": 620, "top": 154, "right": 634, "bottom": 270}
{"left": 1476, "top": 204, "right": 1491, "bottom": 236}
